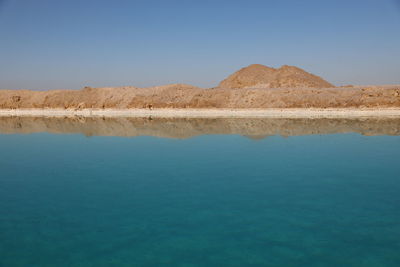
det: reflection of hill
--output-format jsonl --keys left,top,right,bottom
{"left": 1, "top": 117, "right": 400, "bottom": 139}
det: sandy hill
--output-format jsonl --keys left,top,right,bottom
{"left": 218, "top": 64, "right": 334, "bottom": 89}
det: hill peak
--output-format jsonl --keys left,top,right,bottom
{"left": 218, "top": 64, "right": 334, "bottom": 89}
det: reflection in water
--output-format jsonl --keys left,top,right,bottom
{"left": 0, "top": 116, "right": 400, "bottom": 138}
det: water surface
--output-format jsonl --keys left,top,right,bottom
{"left": 0, "top": 117, "right": 400, "bottom": 266}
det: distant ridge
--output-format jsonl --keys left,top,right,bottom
{"left": 218, "top": 64, "right": 334, "bottom": 89}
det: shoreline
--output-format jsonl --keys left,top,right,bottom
{"left": 1, "top": 108, "right": 400, "bottom": 118}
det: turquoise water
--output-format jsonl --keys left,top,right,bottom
{"left": 1, "top": 130, "right": 400, "bottom": 266}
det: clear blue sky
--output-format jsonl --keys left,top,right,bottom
{"left": 1, "top": 0, "right": 399, "bottom": 89}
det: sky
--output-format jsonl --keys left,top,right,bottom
{"left": 0, "top": 0, "right": 400, "bottom": 90}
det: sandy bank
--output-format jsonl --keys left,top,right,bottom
{"left": 2, "top": 84, "right": 399, "bottom": 110}
{"left": 1, "top": 108, "right": 400, "bottom": 118}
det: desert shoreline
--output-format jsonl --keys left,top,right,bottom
{"left": 1, "top": 108, "right": 400, "bottom": 118}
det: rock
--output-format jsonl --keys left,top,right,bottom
{"left": 11, "top": 96, "right": 21, "bottom": 102}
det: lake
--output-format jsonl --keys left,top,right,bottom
{"left": 1, "top": 117, "right": 400, "bottom": 266}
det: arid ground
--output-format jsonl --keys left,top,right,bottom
{"left": 1, "top": 64, "right": 399, "bottom": 110}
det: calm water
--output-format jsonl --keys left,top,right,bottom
{"left": 1, "top": 118, "right": 400, "bottom": 266}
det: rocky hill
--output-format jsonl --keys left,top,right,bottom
{"left": 218, "top": 64, "right": 334, "bottom": 89}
